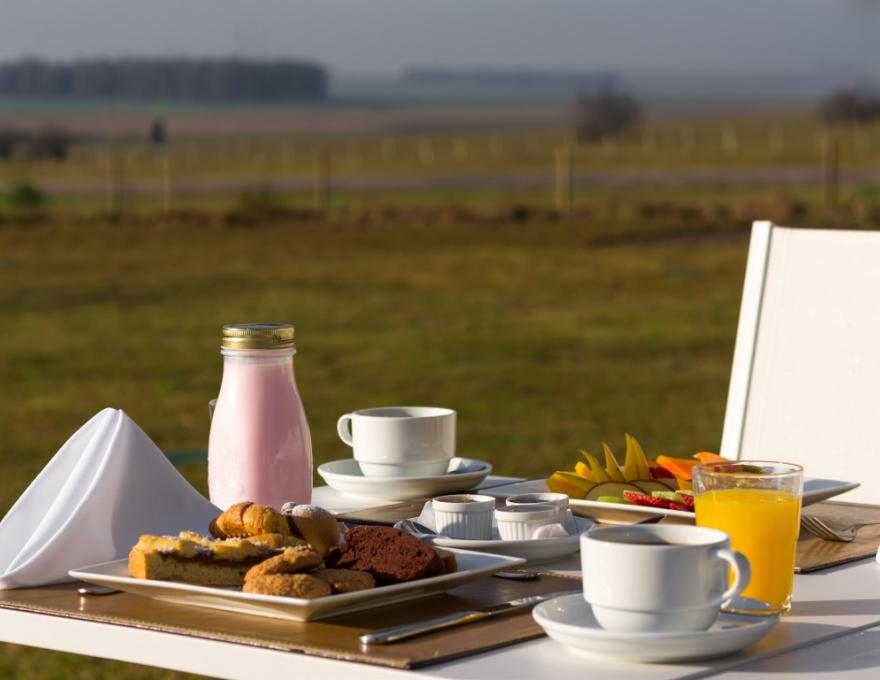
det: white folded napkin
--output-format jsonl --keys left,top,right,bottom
{"left": 0, "top": 408, "right": 219, "bottom": 589}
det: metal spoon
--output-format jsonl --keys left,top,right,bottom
{"left": 78, "top": 584, "right": 120, "bottom": 596}
{"left": 401, "top": 518, "right": 437, "bottom": 535}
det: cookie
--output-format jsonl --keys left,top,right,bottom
{"left": 242, "top": 573, "right": 331, "bottom": 598}
{"left": 281, "top": 504, "right": 340, "bottom": 556}
{"left": 245, "top": 546, "right": 321, "bottom": 580}
{"left": 311, "top": 568, "right": 376, "bottom": 593}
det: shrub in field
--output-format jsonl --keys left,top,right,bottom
{"left": 30, "top": 128, "right": 75, "bottom": 160}
{"left": 5, "top": 179, "right": 47, "bottom": 212}
{"left": 819, "top": 89, "right": 880, "bottom": 125}
{"left": 575, "top": 86, "right": 641, "bottom": 142}
{"left": 226, "top": 185, "right": 293, "bottom": 225}
{"left": 0, "top": 128, "right": 74, "bottom": 160}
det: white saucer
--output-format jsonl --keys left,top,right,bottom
{"left": 533, "top": 594, "right": 779, "bottom": 663}
{"left": 397, "top": 516, "right": 594, "bottom": 564}
{"left": 317, "top": 457, "right": 492, "bottom": 501}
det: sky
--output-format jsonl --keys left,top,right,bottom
{"left": 0, "top": 0, "right": 878, "bottom": 80}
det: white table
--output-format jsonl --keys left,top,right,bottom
{"left": 3, "top": 477, "right": 880, "bottom": 680}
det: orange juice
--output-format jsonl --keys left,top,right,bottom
{"left": 695, "top": 488, "right": 801, "bottom": 611}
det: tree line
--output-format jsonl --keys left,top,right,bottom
{"left": 0, "top": 58, "right": 329, "bottom": 101}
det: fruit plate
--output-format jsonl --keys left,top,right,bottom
{"left": 533, "top": 593, "right": 778, "bottom": 663}
{"left": 484, "top": 477, "right": 860, "bottom": 524}
{"left": 317, "top": 457, "right": 492, "bottom": 501}
{"left": 396, "top": 515, "right": 595, "bottom": 564}
{"left": 69, "top": 547, "right": 524, "bottom": 622}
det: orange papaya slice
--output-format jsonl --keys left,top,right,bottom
{"left": 693, "top": 452, "right": 730, "bottom": 464}
{"left": 655, "top": 455, "right": 699, "bottom": 481}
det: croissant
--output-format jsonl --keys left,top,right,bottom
{"left": 209, "top": 501, "right": 290, "bottom": 539}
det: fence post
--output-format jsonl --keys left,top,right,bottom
{"left": 602, "top": 135, "right": 618, "bottom": 157}
{"left": 453, "top": 137, "right": 469, "bottom": 162}
{"left": 381, "top": 137, "right": 397, "bottom": 160}
{"left": 555, "top": 144, "right": 573, "bottom": 216}
{"left": 313, "top": 148, "right": 331, "bottom": 213}
{"left": 417, "top": 137, "right": 435, "bottom": 166}
{"left": 721, "top": 125, "right": 739, "bottom": 157}
{"left": 282, "top": 142, "right": 294, "bottom": 173}
{"left": 823, "top": 132, "right": 839, "bottom": 211}
{"left": 680, "top": 126, "right": 695, "bottom": 154}
{"left": 855, "top": 129, "right": 870, "bottom": 156}
{"left": 489, "top": 135, "right": 504, "bottom": 159}
{"left": 105, "top": 146, "right": 124, "bottom": 214}
{"left": 12, "top": 142, "right": 32, "bottom": 183}
{"left": 770, "top": 128, "right": 784, "bottom": 155}
{"left": 346, "top": 143, "right": 360, "bottom": 165}
{"left": 162, "top": 146, "right": 172, "bottom": 219}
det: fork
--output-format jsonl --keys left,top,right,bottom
{"left": 799, "top": 515, "right": 880, "bottom": 542}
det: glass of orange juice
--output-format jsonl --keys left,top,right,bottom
{"left": 693, "top": 461, "right": 803, "bottom": 615}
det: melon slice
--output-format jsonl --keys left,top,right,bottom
{"left": 547, "top": 471, "right": 597, "bottom": 499}
{"left": 633, "top": 479, "right": 677, "bottom": 494}
{"left": 583, "top": 481, "right": 644, "bottom": 501}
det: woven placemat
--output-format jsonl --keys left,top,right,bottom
{"left": 796, "top": 501, "right": 880, "bottom": 573}
{"left": 0, "top": 573, "right": 579, "bottom": 670}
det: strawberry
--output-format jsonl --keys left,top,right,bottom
{"left": 622, "top": 491, "right": 670, "bottom": 508}
{"left": 649, "top": 465, "right": 675, "bottom": 479}
{"left": 676, "top": 494, "right": 695, "bottom": 510}
{"left": 669, "top": 501, "right": 691, "bottom": 512}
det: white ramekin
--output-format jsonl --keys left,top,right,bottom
{"left": 495, "top": 503, "right": 559, "bottom": 540}
{"left": 505, "top": 492, "right": 569, "bottom": 523}
{"left": 432, "top": 494, "right": 495, "bottom": 539}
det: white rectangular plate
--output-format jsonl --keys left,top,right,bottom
{"left": 482, "top": 478, "right": 860, "bottom": 524}
{"left": 69, "top": 548, "right": 525, "bottom": 622}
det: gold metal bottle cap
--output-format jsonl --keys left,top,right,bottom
{"left": 221, "top": 323, "right": 295, "bottom": 350}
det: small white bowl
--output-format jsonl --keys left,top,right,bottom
{"left": 506, "top": 492, "right": 569, "bottom": 523}
{"left": 495, "top": 504, "right": 559, "bottom": 541}
{"left": 432, "top": 494, "right": 495, "bottom": 539}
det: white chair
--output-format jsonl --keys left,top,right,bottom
{"left": 720, "top": 220, "right": 880, "bottom": 504}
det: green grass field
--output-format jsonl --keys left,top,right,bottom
{"left": 0, "top": 213, "right": 749, "bottom": 677}
{"left": 0, "top": 106, "right": 873, "bottom": 677}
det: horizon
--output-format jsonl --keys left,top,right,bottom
{"left": 0, "top": 1, "right": 877, "bottom": 83}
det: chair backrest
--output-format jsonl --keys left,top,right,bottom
{"left": 720, "top": 220, "right": 880, "bottom": 504}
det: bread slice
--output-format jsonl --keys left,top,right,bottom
{"left": 127, "top": 532, "right": 280, "bottom": 586}
{"left": 127, "top": 549, "right": 261, "bottom": 586}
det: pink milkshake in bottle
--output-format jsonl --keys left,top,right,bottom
{"left": 208, "top": 323, "right": 312, "bottom": 510}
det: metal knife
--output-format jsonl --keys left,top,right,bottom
{"left": 359, "top": 590, "right": 578, "bottom": 644}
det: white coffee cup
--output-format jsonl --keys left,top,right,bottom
{"left": 580, "top": 524, "right": 750, "bottom": 633}
{"left": 336, "top": 406, "right": 456, "bottom": 478}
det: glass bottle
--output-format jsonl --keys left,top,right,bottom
{"left": 208, "top": 323, "right": 312, "bottom": 510}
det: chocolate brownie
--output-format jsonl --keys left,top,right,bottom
{"left": 324, "top": 526, "right": 443, "bottom": 584}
